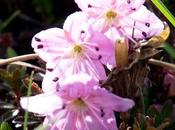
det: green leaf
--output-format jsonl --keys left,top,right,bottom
{"left": 19, "top": 66, "right": 27, "bottom": 79}
{"left": 6, "top": 47, "right": 17, "bottom": 58}
{"left": 0, "top": 69, "right": 13, "bottom": 87}
{"left": 0, "top": 122, "right": 12, "bottom": 130}
{"left": 147, "top": 106, "right": 160, "bottom": 118}
{"left": 0, "top": 102, "right": 15, "bottom": 109}
{"left": 164, "top": 121, "right": 175, "bottom": 130}
{"left": 34, "top": 124, "right": 48, "bottom": 130}
{"left": 0, "top": 109, "right": 19, "bottom": 122}
{"left": 32, "top": 0, "right": 54, "bottom": 23}
{"left": 0, "top": 10, "right": 20, "bottom": 32}
{"left": 151, "top": 0, "right": 175, "bottom": 27}
{"left": 163, "top": 43, "right": 175, "bottom": 59}
{"left": 23, "top": 71, "right": 34, "bottom": 130}
{"left": 161, "top": 100, "right": 173, "bottom": 119}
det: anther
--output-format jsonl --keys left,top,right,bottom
{"left": 100, "top": 108, "right": 105, "bottom": 117}
{"left": 62, "top": 104, "right": 66, "bottom": 109}
{"left": 142, "top": 32, "right": 147, "bottom": 37}
{"left": 81, "top": 30, "right": 85, "bottom": 33}
{"left": 47, "top": 68, "right": 53, "bottom": 72}
{"left": 35, "top": 37, "right": 41, "bottom": 42}
{"left": 88, "top": 4, "right": 92, "bottom": 8}
{"left": 53, "top": 77, "right": 59, "bottom": 82}
{"left": 37, "top": 44, "right": 43, "bottom": 49}
{"left": 95, "top": 47, "right": 99, "bottom": 51}
{"left": 145, "top": 22, "right": 150, "bottom": 27}
{"left": 131, "top": 8, "right": 136, "bottom": 11}
{"left": 98, "top": 55, "right": 102, "bottom": 60}
{"left": 127, "top": 0, "right": 131, "bottom": 4}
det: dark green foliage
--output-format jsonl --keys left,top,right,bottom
{"left": 0, "top": 122, "right": 12, "bottom": 130}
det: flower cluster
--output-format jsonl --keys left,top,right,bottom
{"left": 20, "top": 0, "right": 164, "bottom": 130}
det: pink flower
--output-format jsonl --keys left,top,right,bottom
{"left": 75, "top": 0, "right": 164, "bottom": 39}
{"left": 32, "top": 12, "right": 114, "bottom": 92}
{"left": 164, "top": 73, "right": 175, "bottom": 97}
{"left": 20, "top": 73, "right": 135, "bottom": 130}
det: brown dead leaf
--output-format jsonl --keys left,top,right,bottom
{"left": 23, "top": 77, "right": 43, "bottom": 94}
{"left": 115, "top": 38, "right": 129, "bottom": 68}
{"left": 157, "top": 121, "right": 170, "bottom": 130}
{"left": 147, "top": 22, "right": 170, "bottom": 47}
{"left": 146, "top": 126, "right": 157, "bottom": 130}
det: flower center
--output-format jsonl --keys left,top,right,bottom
{"left": 74, "top": 45, "right": 82, "bottom": 54}
{"left": 106, "top": 10, "right": 117, "bottom": 19}
{"left": 73, "top": 98, "right": 86, "bottom": 108}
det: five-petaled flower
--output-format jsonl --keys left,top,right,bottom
{"left": 20, "top": 74, "right": 135, "bottom": 130}
{"left": 32, "top": 12, "right": 114, "bottom": 92}
{"left": 75, "top": 0, "right": 164, "bottom": 40}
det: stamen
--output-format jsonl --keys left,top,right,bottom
{"left": 84, "top": 53, "right": 100, "bottom": 79}
{"left": 88, "top": 105, "right": 108, "bottom": 129}
{"left": 73, "top": 98, "right": 86, "bottom": 108}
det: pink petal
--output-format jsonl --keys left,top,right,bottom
{"left": 164, "top": 73, "right": 175, "bottom": 86}
{"left": 57, "top": 58, "right": 106, "bottom": 81}
{"left": 42, "top": 71, "right": 59, "bottom": 93}
{"left": 116, "top": 0, "right": 145, "bottom": 11}
{"left": 41, "top": 62, "right": 61, "bottom": 93}
{"left": 89, "top": 30, "right": 115, "bottom": 67}
{"left": 31, "top": 28, "right": 69, "bottom": 62}
{"left": 122, "top": 5, "right": 164, "bottom": 39}
{"left": 112, "top": 95, "right": 135, "bottom": 112}
{"left": 60, "top": 73, "right": 98, "bottom": 98}
{"left": 91, "top": 88, "right": 135, "bottom": 112}
{"left": 61, "top": 73, "right": 96, "bottom": 87}
{"left": 89, "top": 17, "right": 109, "bottom": 32}
{"left": 20, "top": 93, "right": 63, "bottom": 114}
{"left": 63, "top": 11, "right": 90, "bottom": 42}
{"left": 74, "top": 0, "right": 115, "bottom": 16}
{"left": 82, "top": 108, "right": 118, "bottom": 130}
{"left": 83, "top": 59, "right": 107, "bottom": 80}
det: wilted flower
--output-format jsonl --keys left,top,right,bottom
{"left": 164, "top": 72, "right": 175, "bottom": 97}
{"left": 75, "top": 0, "right": 164, "bottom": 40}
{"left": 32, "top": 12, "right": 114, "bottom": 92}
{"left": 20, "top": 73, "right": 135, "bottom": 130}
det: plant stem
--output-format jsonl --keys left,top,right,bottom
{"left": 151, "top": 0, "right": 175, "bottom": 27}
{"left": 10, "top": 61, "right": 45, "bottom": 73}
{"left": 0, "top": 10, "right": 21, "bottom": 32}
{"left": 0, "top": 54, "right": 39, "bottom": 66}
{"left": 139, "top": 86, "right": 145, "bottom": 114}
{"left": 148, "top": 58, "right": 175, "bottom": 71}
{"left": 23, "top": 71, "right": 34, "bottom": 130}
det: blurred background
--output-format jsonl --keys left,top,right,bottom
{"left": 0, "top": 0, "right": 80, "bottom": 58}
